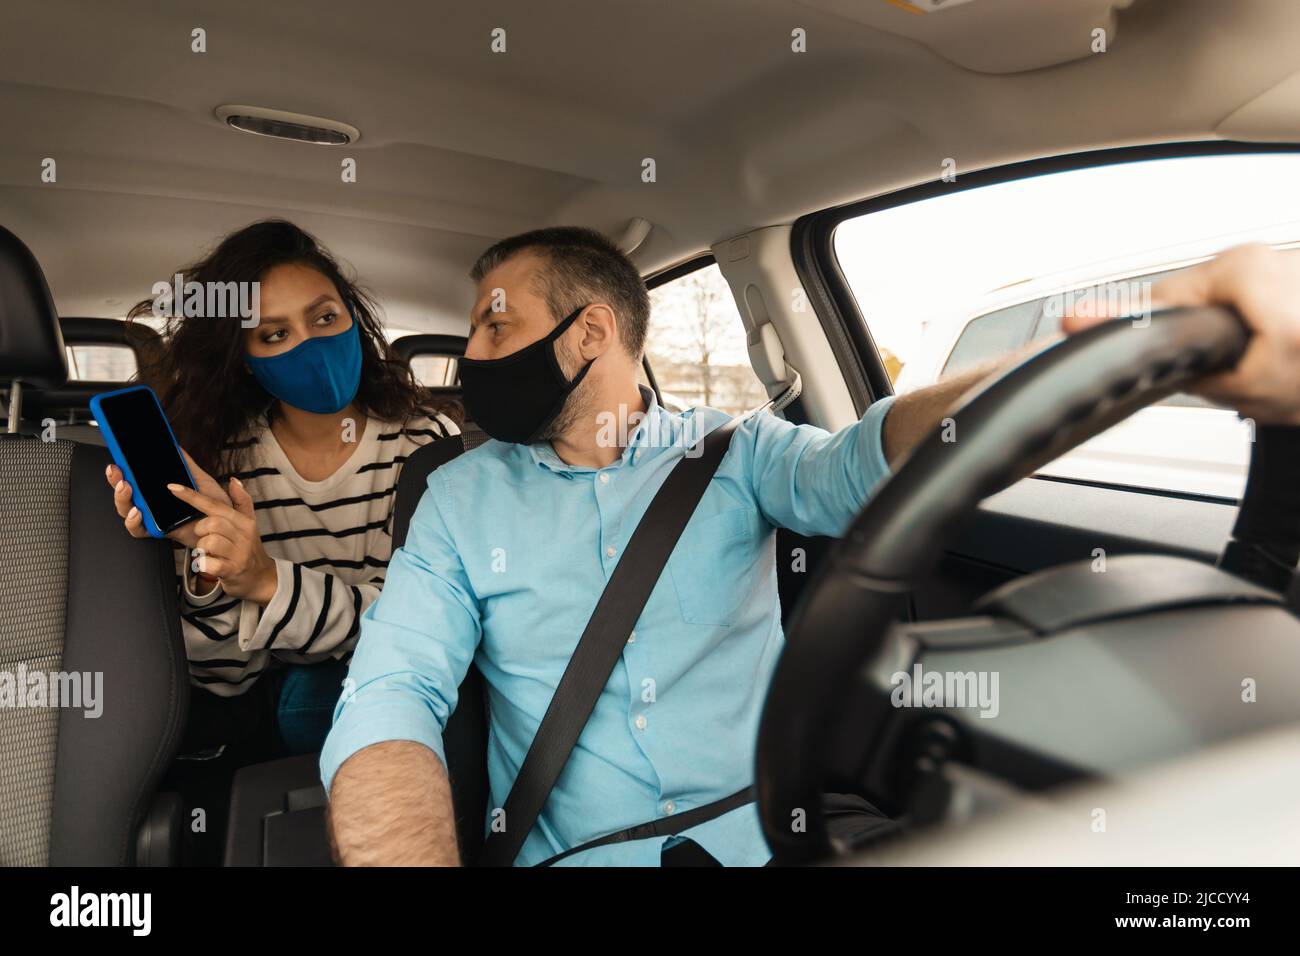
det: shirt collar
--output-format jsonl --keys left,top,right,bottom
{"left": 527, "top": 384, "right": 669, "bottom": 476}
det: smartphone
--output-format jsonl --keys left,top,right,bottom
{"left": 89, "top": 385, "right": 201, "bottom": 538}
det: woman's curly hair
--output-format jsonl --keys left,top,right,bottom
{"left": 127, "top": 219, "right": 431, "bottom": 476}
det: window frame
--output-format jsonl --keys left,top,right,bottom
{"left": 795, "top": 140, "right": 1300, "bottom": 410}
{"left": 793, "top": 139, "right": 1300, "bottom": 502}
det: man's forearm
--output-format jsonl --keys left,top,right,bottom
{"left": 881, "top": 344, "right": 1042, "bottom": 465}
{"left": 327, "top": 739, "right": 461, "bottom": 866}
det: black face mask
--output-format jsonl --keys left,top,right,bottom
{"left": 458, "top": 305, "right": 594, "bottom": 444}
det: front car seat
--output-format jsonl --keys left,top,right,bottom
{"left": 0, "top": 225, "right": 188, "bottom": 865}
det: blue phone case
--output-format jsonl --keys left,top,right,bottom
{"left": 89, "top": 384, "right": 199, "bottom": 539}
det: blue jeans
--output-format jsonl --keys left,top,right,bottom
{"left": 275, "top": 659, "right": 350, "bottom": 757}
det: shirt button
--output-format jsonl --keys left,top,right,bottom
{"left": 598, "top": 473, "right": 609, "bottom": 484}
{"left": 627, "top": 630, "right": 636, "bottom": 644}
{"left": 606, "top": 546, "right": 617, "bottom": 558}
{"left": 634, "top": 714, "right": 647, "bottom": 730}
{"left": 663, "top": 801, "right": 677, "bottom": 815}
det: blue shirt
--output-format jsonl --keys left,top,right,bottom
{"left": 320, "top": 387, "right": 896, "bottom": 865}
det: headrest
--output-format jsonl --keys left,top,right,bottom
{"left": 61, "top": 316, "right": 149, "bottom": 347}
{"left": 0, "top": 226, "right": 66, "bottom": 387}
{"left": 389, "top": 333, "right": 467, "bottom": 362}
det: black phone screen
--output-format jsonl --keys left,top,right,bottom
{"left": 98, "top": 389, "right": 200, "bottom": 533}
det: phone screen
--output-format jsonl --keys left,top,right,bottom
{"left": 98, "top": 389, "right": 200, "bottom": 533}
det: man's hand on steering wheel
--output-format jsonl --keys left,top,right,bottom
{"left": 1063, "top": 243, "right": 1300, "bottom": 426}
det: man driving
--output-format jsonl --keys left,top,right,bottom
{"left": 322, "top": 230, "right": 1300, "bottom": 866}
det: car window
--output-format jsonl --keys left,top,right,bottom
{"left": 833, "top": 152, "right": 1300, "bottom": 500}
{"left": 65, "top": 344, "right": 137, "bottom": 381}
{"left": 410, "top": 354, "right": 458, "bottom": 387}
{"left": 644, "top": 262, "right": 768, "bottom": 416}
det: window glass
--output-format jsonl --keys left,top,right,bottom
{"left": 410, "top": 354, "right": 458, "bottom": 387}
{"left": 834, "top": 153, "right": 1300, "bottom": 499}
{"left": 65, "top": 344, "right": 137, "bottom": 382}
{"left": 644, "top": 262, "right": 769, "bottom": 416}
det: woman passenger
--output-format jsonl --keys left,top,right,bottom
{"left": 106, "top": 219, "right": 458, "bottom": 758}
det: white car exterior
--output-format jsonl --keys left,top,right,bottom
{"left": 893, "top": 241, "right": 1300, "bottom": 499}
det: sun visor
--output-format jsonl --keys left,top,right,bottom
{"left": 1216, "top": 70, "right": 1300, "bottom": 142}
{"left": 796, "top": 0, "right": 1131, "bottom": 74}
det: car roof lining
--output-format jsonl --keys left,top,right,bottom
{"left": 2, "top": 0, "right": 1299, "bottom": 332}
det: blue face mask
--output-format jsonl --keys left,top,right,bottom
{"left": 246, "top": 306, "right": 363, "bottom": 414}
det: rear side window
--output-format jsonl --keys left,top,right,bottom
{"left": 833, "top": 151, "right": 1300, "bottom": 500}
{"left": 644, "top": 261, "right": 768, "bottom": 416}
{"left": 65, "top": 344, "right": 137, "bottom": 381}
{"left": 409, "top": 354, "right": 458, "bottom": 387}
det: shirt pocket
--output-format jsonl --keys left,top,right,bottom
{"left": 667, "top": 507, "right": 754, "bottom": 627}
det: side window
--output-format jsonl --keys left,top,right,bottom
{"left": 65, "top": 344, "right": 137, "bottom": 381}
{"left": 644, "top": 261, "right": 769, "bottom": 416}
{"left": 409, "top": 355, "right": 458, "bottom": 387}
{"left": 384, "top": 328, "right": 462, "bottom": 388}
{"left": 833, "top": 151, "right": 1300, "bottom": 499}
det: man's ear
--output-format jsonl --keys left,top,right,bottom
{"left": 574, "top": 304, "right": 619, "bottom": 360}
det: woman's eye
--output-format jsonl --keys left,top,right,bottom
{"left": 315, "top": 311, "right": 337, "bottom": 326}
{"left": 262, "top": 329, "right": 286, "bottom": 343}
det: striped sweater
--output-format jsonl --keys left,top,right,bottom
{"left": 177, "top": 410, "right": 459, "bottom": 696}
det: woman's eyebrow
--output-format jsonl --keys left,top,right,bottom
{"left": 299, "top": 293, "right": 336, "bottom": 315}
{"left": 258, "top": 294, "right": 337, "bottom": 324}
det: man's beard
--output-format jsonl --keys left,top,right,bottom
{"left": 534, "top": 335, "right": 593, "bottom": 443}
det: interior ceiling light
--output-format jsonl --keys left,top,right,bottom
{"left": 214, "top": 105, "right": 360, "bottom": 145}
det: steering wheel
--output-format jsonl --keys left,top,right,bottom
{"left": 755, "top": 305, "right": 1250, "bottom": 865}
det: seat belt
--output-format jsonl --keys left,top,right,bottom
{"left": 477, "top": 410, "right": 754, "bottom": 867}
{"left": 536, "top": 785, "right": 755, "bottom": 866}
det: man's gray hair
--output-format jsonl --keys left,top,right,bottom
{"left": 470, "top": 226, "right": 650, "bottom": 358}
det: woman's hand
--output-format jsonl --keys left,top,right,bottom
{"left": 107, "top": 449, "right": 230, "bottom": 551}
{"left": 166, "top": 476, "right": 278, "bottom": 605}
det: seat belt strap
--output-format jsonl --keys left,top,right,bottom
{"left": 534, "top": 786, "right": 755, "bottom": 867}
{"left": 477, "top": 410, "right": 752, "bottom": 867}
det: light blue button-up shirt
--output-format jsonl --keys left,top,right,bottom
{"left": 321, "top": 387, "right": 896, "bottom": 865}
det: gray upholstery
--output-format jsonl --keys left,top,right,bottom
{"left": 0, "top": 437, "right": 188, "bottom": 865}
{"left": 0, "top": 225, "right": 188, "bottom": 865}
{"left": 0, "top": 439, "right": 73, "bottom": 865}
{"left": 48, "top": 440, "right": 188, "bottom": 864}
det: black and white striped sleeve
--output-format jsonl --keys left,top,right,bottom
{"left": 174, "top": 549, "right": 268, "bottom": 695}
{"left": 238, "top": 558, "right": 380, "bottom": 660}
